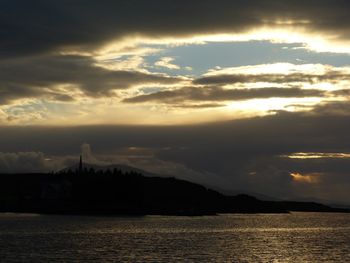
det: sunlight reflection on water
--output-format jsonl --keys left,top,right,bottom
{"left": 0, "top": 212, "right": 349, "bottom": 262}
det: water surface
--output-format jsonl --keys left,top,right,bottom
{"left": 0, "top": 212, "right": 349, "bottom": 262}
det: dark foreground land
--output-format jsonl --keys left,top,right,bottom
{"left": 0, "top": 169, "right": 348, "bottom": 215}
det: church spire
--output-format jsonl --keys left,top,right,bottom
{"left": 79, "top": 154, "right": 83, "bottom": 174}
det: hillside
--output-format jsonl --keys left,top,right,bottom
{"left": 0, "top": 167, "right": 348, "bottom": 215}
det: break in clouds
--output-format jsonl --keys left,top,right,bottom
{"left": 2, "top": 1, "right": 350, "bottom": 111}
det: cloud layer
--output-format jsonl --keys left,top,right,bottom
{"left": 0, "top": 54, "right": 181, "bottom": 105}
{"left": 2, "top": 1, "right": 350, "bottom": 122}
{"left": 1, "top": 107, "right": 350, "bottom": 202}
{"left": 3, "top": 1, "right": 350, "bottom": 57}
{"left": 124, "top": 86, "right": 325, "bottom": 103}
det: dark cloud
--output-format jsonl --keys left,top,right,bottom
{"left": 310, "top": 101, "right": 350, "bottom": 115}
{"left": 0, "top": 151, "right": 52, "bottom": 173}
{"left": 1, "top": 106, "right": 350, "bottom": 201}
{"left": 0, "top": 55, "right": 180, "bottom": 104}
{"left": 123, "top": 86, "right": 325, "bottom": 103}
{"left": 243, "top": 153, "right": 350, "bottom": 201}
{"left": 193, "top": 72, "right": 350, "bottom": 85}
{"left": 1, "top": 1, "right": 349, "bottom": 105}
{"left": 1, "top": 109, "right": 349, "bottom": 156}
{"left": 332, "top": 89, "right": 350, "bottom": 97}
{"left": 2, "top": 1, "right": 350, "bottom": 58}
{"left": 171, "top": 103, "right": 226, "bottom": 108}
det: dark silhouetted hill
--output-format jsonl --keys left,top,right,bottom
{"left": 0, "top": 166, "right": 348, "bottom": 215}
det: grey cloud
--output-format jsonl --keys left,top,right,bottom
{"left": 1, "top": 0, "right": 349, "bottom": 106}
{"left": 332, "top": 89, "right": 350, "bottom": 97}
{"left": 2, "top": 1, "right": 350, "bottom": 58}
{"left": 1, "top": 110, "right": 349, "bottom": 156}
{"left": 0, "top": 107, "right": 350, "bottom": 201}
{"left": 0, "top": 151, "right": 52, "bottom": 173}
{"left": 244, "top": 154, "right": 350, "bottom": 201}
{"left": 171, "top": 103, "right": 226, "bottom": 108}
{"left": 193, "top": 72, "right": 350, "bottom": 85}
{"left": 310, "top": 101, "right": 350, "bottom": 116}
{"left": 123, "top": 86, "right": 325, "bottom": 103}
{"left": 0, "top": 55, "right": 180, "bottom": 104}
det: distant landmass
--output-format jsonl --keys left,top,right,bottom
{"left": 0, "top": 161, "right": 348, "bottom": 216}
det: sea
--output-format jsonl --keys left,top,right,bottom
{"left": 0, "top": 212, "right": 349, "bottom": 262}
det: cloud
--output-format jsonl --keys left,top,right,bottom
{"left": 332, "top": 89, "right": 350, "bottom": 97}
{"left": 2, "top": 0, "right": 350, "bottom": 58}
{"left": 171, "top": 103, "right": 226, "bottom": 109}
{"left": 1, "top": 106, "right": 350, "bottom": 202}
{"left": 310, "top": 101, "right": 350, "bottom": 116}
{"left": 123, "top": 86, "right": 325, "bottom": 103}
{"left": 0, "top": 151, "right": 53, "bottom": 173}
{"left": 193, "top": 72, "right": 350, "bottom": 85}
{"left": 120, "top": 63, "right": 350, "bottom": 107}
{"left": 194, "top": 63, "right": 350, "bottom": 86}
{"left": 80, "top": 143, "right": 99, "bottom": 164}
{"left": 0, "top": 54, "right": 182, "bottom": 105}
{"left": 154, "top": 57, "right": 180, "bottom": 70}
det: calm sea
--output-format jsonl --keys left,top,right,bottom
{"left": 0, "top": 212, "right": 349, "bottom": 262}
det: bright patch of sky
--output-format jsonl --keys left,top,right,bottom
{"left": 143, "top": 41, "right": 350, "bottom": 76}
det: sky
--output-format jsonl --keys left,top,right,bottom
{"left": 2, "top": 0, "right": 350, "bottom": 203}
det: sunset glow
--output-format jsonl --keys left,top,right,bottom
{"left": 290, "top": 172, "right": 321, "bottom": 184}
{"left": 2, "top": 0, "right": 350, "bottom": 205}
